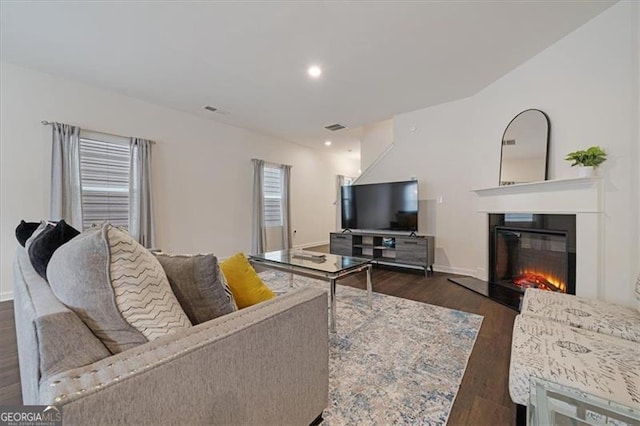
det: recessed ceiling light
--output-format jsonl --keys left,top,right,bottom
{"left": 307, "top": 65, "right": 322, "bottom": 78}
{"left": 324, "top": 140, "right": 332, "bottom": 146}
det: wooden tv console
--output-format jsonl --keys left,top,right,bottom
{"left": 329, "top": 232, "right": 435, "bottom": 276}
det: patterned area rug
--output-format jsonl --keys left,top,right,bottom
{"left": 260, "top": 271, "right": 484, "bottom": 425}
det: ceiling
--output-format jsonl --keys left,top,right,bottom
{"left": 0, "top": 1, "right": 615, "bottom": 155}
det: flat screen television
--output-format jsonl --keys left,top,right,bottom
{"left": 341, "top": 180, "right": 418, "bottom": 232}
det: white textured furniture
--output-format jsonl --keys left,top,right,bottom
{"left": 529, "top": 377, "right": 640, "bottom": 426}
{"left": 509, "top": 287, "right": 640, "bottom": 424}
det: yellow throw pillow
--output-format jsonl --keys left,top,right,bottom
{"left": 220, "top": 253, "right": 275, "bottom": 309}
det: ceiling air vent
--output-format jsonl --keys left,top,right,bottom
{"left": 203, "top": 105, "right": 218, "bottom": 113}
{"left": 324, "top": 123, "right": 347, "bottom": 131}
{"left": 502, "top": 139, "right": 516, "bottom": 146}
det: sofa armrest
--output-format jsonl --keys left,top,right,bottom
{"left": 40, "top": 287, "right": 329, "bottom": 426}
{"left": 14, "top": 249, "right": 111, "bottom": 404}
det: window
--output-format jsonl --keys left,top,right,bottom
{"left": 79, "top": 131, "right": 131, "bottom": 230}
{"left": 263, "top": 166, "right": 283, "bottom": 227}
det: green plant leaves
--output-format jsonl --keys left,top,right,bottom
{"left": 564, "top": 146, "right": 607, "bottom": 167}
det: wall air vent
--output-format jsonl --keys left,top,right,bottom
{"left": 325, "top": 123, "right": 347, "bottom": 131}
{"left": 203, "top": 105, "right": 218, "bottom": 113}
{"left": 502, "top": 139, "right": 516, "bottom": 146}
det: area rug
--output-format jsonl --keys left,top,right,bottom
{"left": 260, "top": 271, "right": 484, "bottom": 425}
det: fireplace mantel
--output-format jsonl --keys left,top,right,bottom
{"left": 471, "top": 177, "right": 603, "bottom": 214}
{"left": 472, "top": 176, "right": 601, "bottom": 196}
{"left": 471, "top": 176, "right": 604, "bottom": 300}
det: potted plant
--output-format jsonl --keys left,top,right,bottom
{"left": 565, "top": 146, "right": 607, "bottom": 177}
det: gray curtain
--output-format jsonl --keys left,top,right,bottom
{"left": 252, "top": 159, "right": 266, "bottom": 253}
{"left": 50, "top": 122, "right": 83, "bottom": 229}
{"left": 129, "top": 138, "right": 155, "bottom": 248}
{"left": 281, "top": 164, "right": 292, "bottom": 249}
{"left": 335, "top": 175, "right": 345, "bottom": 231}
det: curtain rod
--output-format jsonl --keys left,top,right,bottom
{"left": 251, "top": 158, "right": 292, "bottom": 168}
{"left": 41, "top": 121, "right": 156, "bottom": 144}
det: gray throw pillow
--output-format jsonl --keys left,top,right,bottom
{"left": 47, "top": 223, "right": 192, "bottom": 354}
{"left": 24, "top": 221, "right": 50, "bottom": 251}
{"left": 154, "top": 253, "right": 238, "bottom": 324}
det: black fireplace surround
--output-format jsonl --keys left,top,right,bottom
{"left": 488, "top": 213, "right": 576, "bottom": 310}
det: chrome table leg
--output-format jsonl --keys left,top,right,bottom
{"left": 366, "top": 264, "right": 373, "bottom": 308}
{"left": 330, "top": 278, "right": 336, "bottom": 333}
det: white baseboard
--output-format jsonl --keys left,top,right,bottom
{"left": 432, "top": 265, "right": 477, "bottom": 277}
{"left": 294, "top": 240, "right": 329, "bottom": 250}
{"left": 1, "top": 290, "right": 13, "bottom": 302}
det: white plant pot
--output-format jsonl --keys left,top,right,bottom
{"left": 577, "top": 166, "right": 595, "bottom": 177}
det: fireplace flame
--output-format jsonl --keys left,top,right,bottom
{"left": 512, "top": 270, "right": 566, "bottom": 293}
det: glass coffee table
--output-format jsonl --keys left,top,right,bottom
{"left": 249, "top": 249, "right": 372, "bottom": 333}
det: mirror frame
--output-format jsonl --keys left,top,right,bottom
{"left": 498, "top": 108, "right": 550, "bottom": 186}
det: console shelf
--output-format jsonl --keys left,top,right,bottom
{"left": 330, "top": 232, "right": 435, "bottom": 276}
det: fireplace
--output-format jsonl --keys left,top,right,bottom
{"left": 488, "top": 214, "right": 576, "bottom": 310}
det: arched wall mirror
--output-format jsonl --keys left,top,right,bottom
{"left": 499, "top": 109, "right": 550, "bottom": 186}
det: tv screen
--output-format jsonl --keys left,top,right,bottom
{"left": 341, "top": 180, "right": 418, "bottom": 232}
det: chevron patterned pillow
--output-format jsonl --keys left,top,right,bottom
{"left": 48, "top": 223, "right": 192, "bottom": 354}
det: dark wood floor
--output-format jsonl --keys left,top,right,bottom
{"left": 0, "top": 245, "right": 517, "bottom": 425}
{"left": 0, "top": 299, "right": 21, "bottom": 405}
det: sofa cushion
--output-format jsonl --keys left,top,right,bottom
{"left": 521, "top": 288, "right": 640, "bottom": 343}
{"left": 509, "top": 315, "right": 640, "bottom": 407}
{"left": 47, "top": 223, "right": 191, "bottom": 354}
{"left": 15, "top": 220, "right": 43, "bottom": 247}
{"left": 36, "top": 311, "right": 111, "bottom": 380}
{"left": 28, "top": 220, "right": 80, "bottom": 279}
{"left": 220, "top": 253, "right": 275, "bottom": 309}
{"left": 154, "top": 253, "right": 237, "bottom": 324}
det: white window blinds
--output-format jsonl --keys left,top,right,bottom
{"left": 263, "top": 166, "right": 283, "bottom": 227}
{"left": 79, "top": 133, "right": 131, "bottom": 230}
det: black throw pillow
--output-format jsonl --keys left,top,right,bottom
{"left": 28, "top": 220, "right": 81, "bottom": 279}
{"left": 15, "top": 220, "right": 43, "bottom": 247}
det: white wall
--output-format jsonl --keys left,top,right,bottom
{"left": 0, "top": 62, "right": 359, "bottom": 300}
{"left": 360, "top": 119, "right": 393, "bottom": 172}
{"left": 361, "top": 1, "right": 639, "bottom": 305}
{"left": 358, "top": 97, "right": 477, "bottom": 276}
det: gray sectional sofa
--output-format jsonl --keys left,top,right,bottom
{"left": 14, "top": 246, "right": 329, "bottom": 425}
